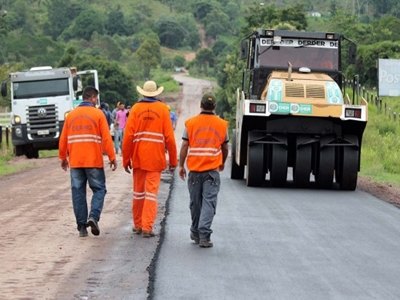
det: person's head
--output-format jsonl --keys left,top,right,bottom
{"left": 136, "top": 80, "right": 164, "bottom": 98}
{"left": 201, "top": 93, "right": 216, "bottom": 111}
{"left": 82, "top": 86, "right": 99, "bottom": 104}
{"left": 118, "top": 102, "right": 125, "bottom": 110}
{"left": 70, "top": 67, "right": 77, "bottom": 75}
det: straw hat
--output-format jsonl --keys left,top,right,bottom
{"left": 136, "top": 81, "right": 164, "bottom": 97}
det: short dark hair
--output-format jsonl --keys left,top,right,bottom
{"left": 201, "top": 93, "right": 216, "bottom": 110}
{"left": 83, "top": 86, "right": 99, "bottom": 100}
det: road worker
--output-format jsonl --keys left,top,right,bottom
{"left": 122, "top": 80, "right": 177, "bottom": 238}
{"left": 178, "top": 93, "right": 229, "bottom": 248}
{"left": 59, "top": 86, "right": 117, "bottom": 238}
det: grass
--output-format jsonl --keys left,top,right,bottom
{"left": 359, "top": 93, "right": 400, "bottom": 187}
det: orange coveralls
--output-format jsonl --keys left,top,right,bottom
{"left": 122, "top": 100, "right": 177, "bottom": 232}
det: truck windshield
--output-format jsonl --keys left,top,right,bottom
{"left": 258, "top": 38, "right": 339, "bottom": 70}
{"left": 12, "top": 78, "right": 69, "bottom": 99}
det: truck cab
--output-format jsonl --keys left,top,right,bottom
{"left": 1, "top": 66, "right": 99, "bottom": 158}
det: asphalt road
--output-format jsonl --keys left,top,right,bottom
{"left": 152, "top": 75, "right": 400, "bottom": 300}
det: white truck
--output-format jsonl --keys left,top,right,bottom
{"left": 1, "top": 66, "right": 99, "bottom": 158}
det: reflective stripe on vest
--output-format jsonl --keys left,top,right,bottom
{"left": 133, "top": 131, "right": 164, "bottom": 144}
{"left": 67, "top": 134, "right": 102, "bottom": 144}
{"left": 188, "top": 147, "right": 222, "bottom": 157}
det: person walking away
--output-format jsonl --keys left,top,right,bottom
{"left": 167, "top": 105, "right": 178, "bottom": 130}
{"left": 59, "top": 86, "right": 117, "bottom": 238}
{"left": 100, "top": 102, "right": 112, "bottom": 128}
{"left": 114, "top": 101, "right": 128, "bottom": 154}
{"left": 178, "top": 93, "right": 229, "bottom": 248}
{"left": 122, "top": 80, "right": 177, "bottom": 238}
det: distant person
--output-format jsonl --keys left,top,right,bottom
{"left": 178, "top": 93, "right": 229, "bottom": 248}
{"left": 167, "top": 105, "right": 178, "bottom": 130}
{"left": 59, "top": 86, "right": 117, "bottom": 238}
{"left": 100, "top": 102, "right": 112, "bottom": 128}
{"left": 114, "top": 102, "right": 127, "bottom": 154}
{"left": 122, "top": 80, "right": 177, "bottom": 238}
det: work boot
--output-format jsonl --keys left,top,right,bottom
{"left": 199, "top": 239, "right": 213, "bottom": 248}
{"left": 190, "top": 233, "right": 200, "bottom": 244}
{"left": 87, "top": 217, "right": 100, "bottom": 236}
{"left": 79, "top": 226, "right": 88, "bottom": 237}
{"left": 142, "top": 230, "right": 155, "bottom": 238}
{"left": 132, "top": 227, "right": 142, "bottom": 234}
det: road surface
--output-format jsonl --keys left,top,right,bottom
{"left": 1, "top": 74, "right": 400, "bottom": 300}
{"left": 152, "top": 75, "right": 400, "bottom": 300}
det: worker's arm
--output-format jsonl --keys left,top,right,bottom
{"left": 179, "top": 139, "right": 189, "bottom": 180}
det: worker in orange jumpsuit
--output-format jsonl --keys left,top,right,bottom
{"left": 122, "top": 80, "right": 177, "bottom": 238}
{"left": 59, "top": 86, "right": 117, "bottom": 238}
{"left": 179, "top": 93, "right": 229, "bottom": 248}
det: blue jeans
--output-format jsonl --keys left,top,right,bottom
{"left": 70, "top": 168, "right": 106, "bottom": 229}
{"left": 187, "top": 170, "right": 220, "bottom": 240}
{"left": 114, "top": 128, "right": 124, "bottom": 154}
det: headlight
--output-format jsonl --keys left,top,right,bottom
{"left": 14, "top": 115, "right": 21, "bottom": 124}
{"left": 15, "top": 126, "right": 22, "bottom": 137}
{"left": 64, "top": 111, "right": 70, "bottom": 119}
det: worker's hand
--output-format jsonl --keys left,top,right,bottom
{"left": 61, "top": 159, "right": 69, "bottom": 171}
{"left": 124, "top": 161, "right": 132, "bottom": 174}
{"left": 169, "top": 165, "right": 176, "bottom": 174}
{"left": 179, "top": 166, "right": 186, "bottom": 180}
{"left": 219, "top": 163, "right": 225, "bottom": 172}
{"left": 109, "top": 159, "right": 117, "bottom": 171}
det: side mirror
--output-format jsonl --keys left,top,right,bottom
{"left": 348, "top": 43, "right": 357, "bottom": 65}
{"left": 240, "top": 40, "right": 249, "bottom": 60}
{"left": 73, "top": 76, "right": 78, "bottom": 91}
{"left": 1, "top": 81, "right": 7, "bottom": 97}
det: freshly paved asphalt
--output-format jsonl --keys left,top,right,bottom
{"left": 152, "top": 75, "right": 400, "bottom": 300}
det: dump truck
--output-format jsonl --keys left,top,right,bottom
{"left": 231, "top": 29, "right": 367, "bottom": 190}
{"left": 1, "top": 66, "right": 99, "bottom": 158}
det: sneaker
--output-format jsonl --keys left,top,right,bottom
{"left": 79, "top": 226, "right": 88, "bottom": 237}
{"left": 132, "top": 227, "right": 142, "bottom": 234}
{"left": 142, "top": 230, "right": 155, "bottom": 238}
{"left": 190, "top": 233, "right": 200, "bottom": 244}
{"left": 199, "top": 239, "right": 213, "bottom": 248}
{"left": 87, "top": 217, "right": 100, "bottom": 236}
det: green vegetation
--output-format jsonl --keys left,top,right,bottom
{"left": 0, "top": 0, "right": 400, "bottom": 185}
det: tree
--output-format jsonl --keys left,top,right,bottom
{"left": 195, "top": 48, "right": 214, "bottom": 75}
{"left": 45, "top": 0, "right": 83, "bottom": 39}
{"left": 62, "top": 9, "right": 105, "bottom": 41}
{"left": 154, "top": 17, "right": 186, "bottom": 48}
{"left": 135, "top": 38, "right": 161, "bottom": 79}
{"left": 105, "top": 10, "right": 127, "bottom": 36}
{"left": 204, "top": 9, "right": 230, "bottom": 39}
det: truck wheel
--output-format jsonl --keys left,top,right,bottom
{"left": 338, "top": 146, "right": 359, "bottom": 191}
{"left": 14, "top": 145, "right": 25, "bottom": 156}
{"left": 26, "top": 147, "right": 39, "bottom": 159}
{"left": 270, "top": 144, "right": 287, "bottom": 186}
{"left": 315, "top": 146, "right": 334, "bottom": 189}
{"left": 293, "top": 144, "right": 312, "bottom": 187}
{"left": 246, "top": 132, "right": 264, "bottom": 187}
{"left": 231, "top": 130, "right": 244, "bottom": 180}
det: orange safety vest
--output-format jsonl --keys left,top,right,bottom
{"left": 122, "top": 101, "right": 177, "bottom": 171}
{"left": 185, "top": 113, "right": 228, "bottom": 172}
{"left": 59, "top": 104, "right": 115, "bottom": 168}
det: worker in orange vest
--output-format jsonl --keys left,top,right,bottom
{"left": 122, "top": 80, "right": 177, "bottom": 238}
{"left": 59, "top": 86, "right": 117, "bottom": 238}
{"left": 179, "top": 93, "right": 229, "bottom": 248}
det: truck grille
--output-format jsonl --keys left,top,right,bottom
{"left": 306, "top": 85, "right": 325, "bottom": 98}
{"left": 27, "top": 104, "right": 59, "bottom": 139}
{"left": 285, "top": 83, "right": 304, "bottom": 97}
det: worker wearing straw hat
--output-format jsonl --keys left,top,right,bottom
{"left": 122, "top": 80, "right": 177, "bottom": 237}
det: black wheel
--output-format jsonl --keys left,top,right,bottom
{"left": 246, "top": 132, "right": 265, "bottom": 187}
{"left": 14, "top": 145, "right": 25, "bottom": 156}
{"left": 339, "top": 146, "right": 359, "bottom": 191}
{"left": 26, "top": 147, "right": 39, "bottom": 159}
{"left": 231, "top": 130, "right": 244, "bottom": 180}
{"left": 293, "top": 144, "right": 312, "bottom": 187}
{"left": 270, "top": 144, "right": 287, "bottom": 186}
{"left": 315, "top": 146, "right": 334, "bottom": 189}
